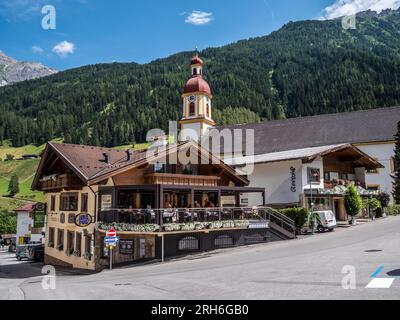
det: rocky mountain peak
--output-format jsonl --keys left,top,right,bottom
{"left": 0, "top": 50, "right": 57, "bottom": 87}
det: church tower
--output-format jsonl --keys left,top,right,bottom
{"left": 179, "top": 51, "right": 215, "bottom": 142}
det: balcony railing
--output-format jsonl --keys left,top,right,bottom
{"left": 144, "top": 173, "right": 220, "bottom": 186}
{"left": 97, "top": 207, "right": 296, "bottom": 238}
{"left": 40, "top": 174, "right": 82, "bottom": 191}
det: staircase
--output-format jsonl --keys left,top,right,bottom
{"left": 263, "top": 207, "right": 297, "bottom": 239}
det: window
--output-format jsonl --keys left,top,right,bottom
{"left": 367, "top": 185, "right": 380, "bottom": 191}
{"left": 214, "top": 235, "right": 234, "bottom": 248}
{"left": 60, "top": 212, "right": 65, "bottom": 224}
{"left": 324, "top": 172, "right": 330, "bottom": 181}
{"left": 67, "top": 231, "right": 74, "bottom": 255}
{"left": 50, "top": 195, "right": 56, "bottom": 211}
{"left": 48, "top": 227, "right": 55, "bottom": 248}
{"left": 75, "top": 232, "right": 82, "bottom": 256}
{"left": 339, "top": 173, "right": 347, "bottom": 180}
{"left": 154, "top": 162, "right": 164, "bottom": 173}
{"left": 178, "top": 236, "right": 199, "bottom": 251}
{"left": 68, "top": 213, "right": 75, "bottom": 224}
{"left": 57, "top": 229, "right": 64, "bottom": 251}
{"left": 366, "top": 158, "right": 379, "bottom": 174}
{"left": 206, "top": 104, "right": 210, "bottom": 117}
{"left": 60, "top": 193, "right": 78, "bottom": 211}
{"left": 391, "top": 157, "right": 397, "bottom": 174}
{"left": 100, "top": 194, "right": 112, "bottom": 210}
{"left": 193, "top": 68, "right": 197, "bottom": 75}
{"left": 84, "top": 235, "right": 91, "bottom": 258}
{"left": 189, "top": 102, "right": 195, "bottom": 116}
{"left": 81, "top": 193, "right": 88, "bottom": 212}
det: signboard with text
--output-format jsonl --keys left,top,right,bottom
{"left": 33, "top": 203, "right": 46, "bottom": 228}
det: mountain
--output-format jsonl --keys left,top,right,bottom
{"left": 1, "top": 9, "right": 400, "bottom": 147}
{"left": 0, "top": 51, "right": 57, "bottom": 87}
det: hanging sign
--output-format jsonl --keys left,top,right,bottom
{"left": 34, "top": 203, "right": 46, "bottom": 228}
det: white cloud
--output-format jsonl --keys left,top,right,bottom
{"left": 323, "top": 0, "right": 400, "bottom": 19}
{"left": 185, "top": 10, "right": 213, "bottom": 25}
{"left": 32, "top": 45, "right": 44, "bottom": 54}
{"left": 52, "top": 40, "right": 75, "bottom": 57}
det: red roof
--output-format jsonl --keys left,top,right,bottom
{"left": 14, "top": 203, "right": 35, "bottom": 212}
{"left": 191, "top": 55, "right": 203, "bottom": 65}
{"left": 183, "top": 75, "right": 212, "bottom": 95}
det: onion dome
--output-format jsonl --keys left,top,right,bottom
{"left": 183, "top": 75, "right": 211, "bottom": 95}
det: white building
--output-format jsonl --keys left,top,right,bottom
{"left": 218, "top": 107, "right": 400, "bottom": 207}
{"left": 14, "top": 203, "right": 45, "bottom": 245}
{"left": 225, "top": 144, "right": 382, "bottom": 221}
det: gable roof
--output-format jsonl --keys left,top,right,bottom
{"left": 217, "top": 107, "right": 400, "bottom": 155}
{"left": 32, "top": 140, "right": 249, "bottom": 189}
{"left": 224, "top": 143, "right": 383, "bottom": 169}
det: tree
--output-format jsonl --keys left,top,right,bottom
{"left": 8, "top": 174, "right": 20, "bottom": 197}
{"left": 0, "top": 210, "right": 17, "bottom": 234}
{"left": 393, "top": 121, "right": 400, "bottom": 204}
{"left": 344, "top": 184, "right": 362, "bottom": 224}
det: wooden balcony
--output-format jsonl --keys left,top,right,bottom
{"left": 145, "top": 173, "right": 220, "bottom": 187}
{"left": 40, "top": 174, "right": 82, "bottom": 191}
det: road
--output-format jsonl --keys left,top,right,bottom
{"left": 1, "top": 216, "right": 400, "bottom": 300}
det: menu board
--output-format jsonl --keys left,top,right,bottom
{"left": 119, "top": 239, "right": 134, "bottom": 254}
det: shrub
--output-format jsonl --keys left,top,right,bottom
{"left": 385, "top": 205, "right": 400, "bottom": 216}
{"left": 368, "top": 198, "right": 382, "bottom": 218}
{"left": 279, "top": 207, "right": 309, "bottom": 230}
{"left": 376, "top": 192, "right": 390, "bottom": 208}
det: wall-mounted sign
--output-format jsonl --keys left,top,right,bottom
{"left": 119, "top": 239, "right": 134, "bottom": 254}
{"left": 33, "top": 203, "right": 46, "bottom": 228}
{"left": 74, "top": 213, "right": 93, "bottom": 227}
{"left": 308, "top": 168, "right": 321, "bottom": 183}
{"left": 290, "top": 166, "right": 296, "bottom": 192}
{"left": 101, "top": 194, "right": 112, "bottom": 210}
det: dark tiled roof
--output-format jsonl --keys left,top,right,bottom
{"left": 34, "top": 140, "right": 249, "bottom": 187}
{"left": 48, "top": 142, "right": 132, "bottom": 180}
{"left": 217, "top": 107, "right": 400, "bottom": 155}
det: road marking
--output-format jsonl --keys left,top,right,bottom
{"left": 371, "top": 265, "right": 384, "bottom": 278}
{"left": 366, "top": 278, "right": 395, "bottom": 289}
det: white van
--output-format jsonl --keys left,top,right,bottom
{"left": 314, "top": 210, "right": 336, "bottom": 232}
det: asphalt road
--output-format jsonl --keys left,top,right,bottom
{"left": 1, "top": 216, "right": 400, "bottom": 300}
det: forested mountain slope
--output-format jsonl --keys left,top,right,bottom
{"left": 1, "top": 9, "right": 400, "bottom": 147}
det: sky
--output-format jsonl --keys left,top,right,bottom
{"left": 1, "top": 0, "right": 399, "bottom": 71}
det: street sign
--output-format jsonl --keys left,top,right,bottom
{"left": 104, "top": 236, "right": 119, "bottom": 243}
{"left": 106, "top": 229, "right": 116, "bottom": 237}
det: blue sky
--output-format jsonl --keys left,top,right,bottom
{"left": 1, "top": 0, "right": 399, "bottom": 70}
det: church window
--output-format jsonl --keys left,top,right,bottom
{"left": 189, "top": 102, "right": 195, "bottom": 116}
{"left": 206, "top": 104, "right": 210, "bottom": 117}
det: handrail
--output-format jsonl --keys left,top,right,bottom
{"left": 98, "top": 206, "right": 296, "bottom": 237}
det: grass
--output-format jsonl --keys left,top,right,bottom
{"left": 0, "top": 197, "right": 27, "bottom": 212}
{"left": 0, "top": 138, "right": 63, "bottom": 160}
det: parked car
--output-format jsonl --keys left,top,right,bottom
{"left": 315, "top": 210, "right": 336, "bottom": 232}
{"left": 28, "top": 244, "right": 45, "bottom": 262}
{"left": 15, "top": 245, "right": 30, "bottom": 260}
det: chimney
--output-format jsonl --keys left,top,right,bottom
{"left": 103, "top": 152, "right": 111, "bottom": 164}
{"left": 126, "top": 149, "right": 134, "bottom": 161}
